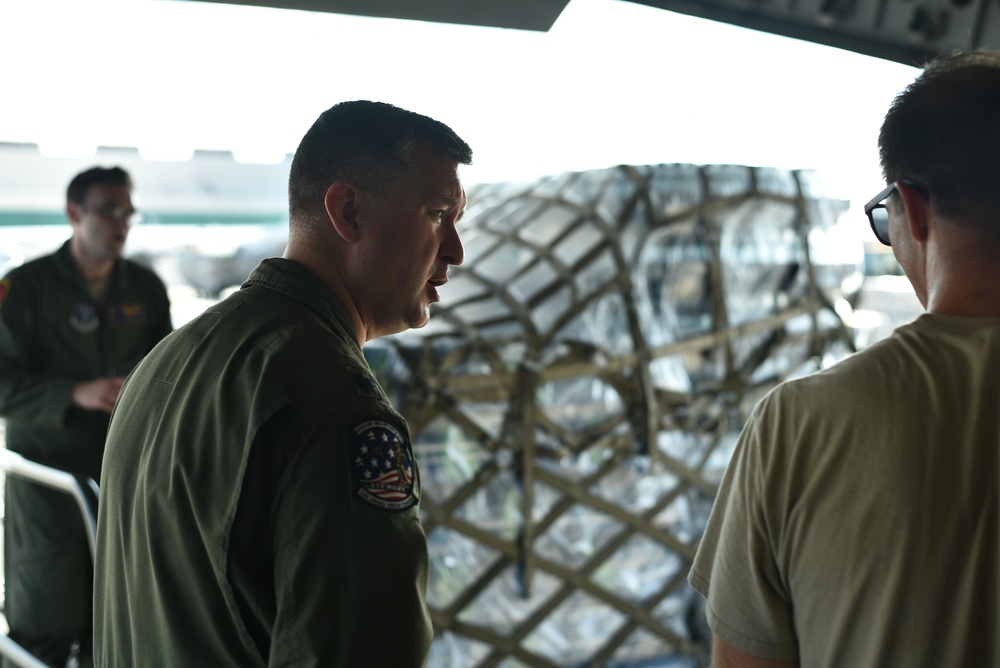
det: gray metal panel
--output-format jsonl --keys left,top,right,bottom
{"left": 176, "top": 0, "right": 1000, "bottom": 64}
{"left": 982, "top": 0, "right": 1000, "bottom": 50}
{"left": 177, "top": 0, "right": 571, "bottom": 31}
{"left": 625, "top": 0, "right": 1000, "bottom": 66}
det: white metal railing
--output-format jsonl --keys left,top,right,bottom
{"left": 0, "top": 448, "right": 99, "bottom": 668}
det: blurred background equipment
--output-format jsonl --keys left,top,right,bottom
{"left": 366, "top": 162, "right": 860, "bottom": 666}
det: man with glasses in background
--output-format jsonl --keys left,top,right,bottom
{"left": 688, "top": 50, "right": 1000, "bottom": 667}
{"left": 0, "top": 166, "right": 172, "bottom": 667}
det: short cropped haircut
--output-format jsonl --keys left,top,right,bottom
{"left": 879, "top": 49, "right": 1000, "bottom": 226}
{"left": 288, "top": 100, "right": 473, "bottom": 223}
{"left": 66, "top": 166, "right": 133, "bottom": 205}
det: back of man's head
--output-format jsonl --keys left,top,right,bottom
{"left": 287, "top": 100, "right": 473, "bottom": 225}
{"left": 879, "top": 50, "right": 1000, "bottom": 232}
{"left": 66, "top": 166, "right": 132, "bottom": 205}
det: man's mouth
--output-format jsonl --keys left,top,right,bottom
{"left": 427, "top": 276, "right": 448, "bottom": 303}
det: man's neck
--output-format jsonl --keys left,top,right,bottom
{"left": 282, "top": 246, "right": 368, "bottom": 348}
{"left": 70, "top": 238, "right": 115, "bottom": 283}
{"left": 925, "top": 241, "right": 1000, "bottom": 318}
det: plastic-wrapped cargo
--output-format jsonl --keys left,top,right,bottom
{"left": 365, "top": 163, "right": 861, "bottom": 667}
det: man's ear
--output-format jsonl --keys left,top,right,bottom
{"left": 324, "top": 182, "right": 361, "bottom": 243}
{"left": 896, "top": 180, "right": 930, "bottom": 243}
{"left": 66, "top": 201, "right": 83, "bottom": 225}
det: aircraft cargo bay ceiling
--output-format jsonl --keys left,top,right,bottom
{"left": 628, "top": 0, "right": 1000, "bottom": 66}
{"left": 180, "top": 0, "right": 574, "bottom": 31}
{"left": 185, "top": 0, "right": 1000, "bottom": 65}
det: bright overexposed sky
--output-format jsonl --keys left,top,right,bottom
{"left": 0, "top": 0, "right": 920, "bottom": 204}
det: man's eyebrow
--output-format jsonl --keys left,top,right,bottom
{"left": 429, "top": 195, "right": 461, "bottom": 207}
{"left": 426, "top": 192, "right": 466, "bottom": 220}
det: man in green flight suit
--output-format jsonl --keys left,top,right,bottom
{"left": 0, "top": 165, "right": 172, "bottom": 667}
{"left": 94, "top": 101, "right": 472, "bottom": 667}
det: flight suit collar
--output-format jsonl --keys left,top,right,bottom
{"left": 241, "top": 258, "right": 361, "bottom": 352}
{"left": 52, "top": 239, "right": 129, "bottom": 299}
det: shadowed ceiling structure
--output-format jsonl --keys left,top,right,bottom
{"left": 184, "top": 0, "right": 1000, "bottom": 65}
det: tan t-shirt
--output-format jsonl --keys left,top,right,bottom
{"left": 689, "top": 313, "right": 1000, "bottom": 667}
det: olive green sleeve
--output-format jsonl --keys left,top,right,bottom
{"left": 267, "top": 413, "right": 432, "bottom": 667}
{"left": 0, "top": 275, "right": 76, "bottom": 427}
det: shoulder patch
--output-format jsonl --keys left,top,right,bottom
{"left": 70, "top": 303, "right": 100, "bottom": 333}
{"left": 0, "top": 278, "right": 10, "bottom": 308}
{"left": 350, "top": 419, "right": 417, "bottom": 511}
{"left": 350, "top": 370, "right": 383, "bottom": 399}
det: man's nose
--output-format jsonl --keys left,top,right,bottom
{"left": 442, "top": 223, "right": 464, "bottom": 266}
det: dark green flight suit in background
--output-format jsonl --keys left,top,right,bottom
{"left": 95, "top": 258, "right": 432, "bottom": 667}
{"left": 0, "top": 240, "right": 172, "bottom": 667}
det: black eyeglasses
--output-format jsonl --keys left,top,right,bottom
{"left": 81, "top": 203, "right": 142, "bottom": 226}
{"left": 863, "top": 179, "right": 928, "bottom": 247}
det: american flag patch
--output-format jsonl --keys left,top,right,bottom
{"left": 350, "top": 419, "right": 417, "bottom": 511}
